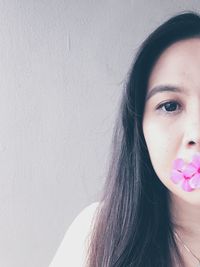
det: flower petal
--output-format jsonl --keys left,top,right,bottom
{"left": 182, "top": 163, "right": 197, "bottom": 177}
{"left": 181, "top": 179, "right": 194, "bottom": 192}
{"left": 170, "top": 170, "right": 183, "bottom": 184}
{"left": 172, "top": 158, "right": 185, "bottom": 171}
{"left": 189, "top": 173, "right": 200, "bottom": 189}
{"left": 191, "top": 153, "right": 200, "bottom": 168}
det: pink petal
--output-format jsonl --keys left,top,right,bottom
{"left": 191, "top": 153, "right": 200, "bottom": 168}
{"left": 181, "top": 179, "right": 194, "bottom": 192}
{"left": 182, "top": 163, "right": 197, "bottom": 177}
{"left": 189, "top": 173, "right": 200, "bottom": 189}
{"left": 170, "top": 170, "right": 183, "bottom": 184}
{"left": 173, "top": 158, "right": 185, "bottom": 171}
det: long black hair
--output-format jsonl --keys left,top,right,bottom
{"left": 85, "top": 11, "right": 200, "bottom": 267}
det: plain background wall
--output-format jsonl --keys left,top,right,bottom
{"left": 0, "top": 1, "right": 199, "bottom": 267}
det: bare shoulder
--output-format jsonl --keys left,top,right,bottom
{"left": 49, "top": 202, "right": 100, "bottom": 267}
{"left": 73, "top": 202, "right": 100, "bottom": 227}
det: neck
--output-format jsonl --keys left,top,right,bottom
{"left": 169, "top": 192, "right": 200, "bottom": 265}
{"left": 169, "top": 193, "right": 200, "bottom": 238}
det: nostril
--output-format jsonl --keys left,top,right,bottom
{"left": 188, "top": 141, "right": 195, "bottom": 145}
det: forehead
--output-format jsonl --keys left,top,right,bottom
{"left": 147, "top": 37, "right": 200, "bottom": 91}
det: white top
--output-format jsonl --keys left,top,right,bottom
{"left": 49, "top": 202, "right": 100, "bottom": 267}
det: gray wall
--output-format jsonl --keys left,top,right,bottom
{"left": 0, "top": 1, "right": 199, "bottom": 267}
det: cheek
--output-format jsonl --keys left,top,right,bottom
{"left": 143, "top": 119, "right": 172, "bottom": 154}
{"left": 143, "top": 120, "right": 176, "bottom": 184}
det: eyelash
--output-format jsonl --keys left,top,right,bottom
{"left": 156, "top": 100, "right": 182, "bottom": 115}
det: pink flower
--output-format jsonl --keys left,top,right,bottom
{"left": 188, "top": 153, "right": 200, "bottom": 189}
{"left": 170, "top": 153, "right": 200, "bottom": 192}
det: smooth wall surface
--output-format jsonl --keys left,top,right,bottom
{"left": 0, "top": 1, "right": 199, "bottom": 267}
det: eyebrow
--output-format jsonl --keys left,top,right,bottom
{"left": 145, "top": 85, "right": 186, "bottom": 101}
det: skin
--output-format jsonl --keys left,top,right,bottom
{"left": 142, "top": 38, "right": 200, "bottom": 266}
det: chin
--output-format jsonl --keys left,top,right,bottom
{"left": 171, "top": 188, "right": 200, "bottom": 206}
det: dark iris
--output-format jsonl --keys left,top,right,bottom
{"left": 163, "top": 102, "right": 178, "bottom": 112}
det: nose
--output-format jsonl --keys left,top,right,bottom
{"left": 178, "top": 101, "right": 200, "bottom": 163}
{"left": 184, "top": 113, "right": 200, "bottom": 151}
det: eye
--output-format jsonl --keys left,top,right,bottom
{"left": 156, "top": 100, "right": 182, "bottom": 114}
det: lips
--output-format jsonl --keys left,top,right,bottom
{"left": 170, "top": 152, "right": 200, "bottom": 192}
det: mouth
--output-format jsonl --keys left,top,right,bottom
{"left": 170, "top": 152, "right": 200, "bottom": 192}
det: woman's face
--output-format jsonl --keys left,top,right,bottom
{"left": 142, "top": 37, "right": 200, "bottom": 205}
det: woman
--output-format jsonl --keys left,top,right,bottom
{"left": 50, "top": 11, "right": 200, "bottom": 267}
